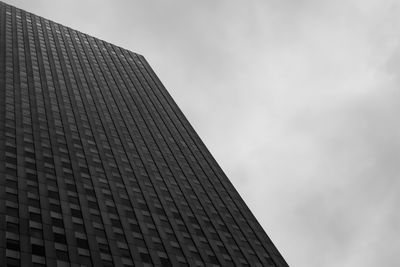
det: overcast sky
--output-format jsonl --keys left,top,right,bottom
{"left": 4, "top": 0, "right": 400, "bottom": 266}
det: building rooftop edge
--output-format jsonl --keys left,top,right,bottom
{"left": 0, "top": 0, "right": 145, "bottom": 58}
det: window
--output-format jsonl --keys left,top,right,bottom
{"left": 31, "top": 244, "right": 45, "bottom": 256}
{"left": 6, "top": 239, "right": 20, "bottom": 251}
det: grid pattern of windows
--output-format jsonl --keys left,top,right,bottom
{"left": 0, "top": 2, "right": 288, "bottom": 267}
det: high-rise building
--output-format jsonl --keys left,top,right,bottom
{"left": 0, "top": 2, "right": 288, "bottom": 267}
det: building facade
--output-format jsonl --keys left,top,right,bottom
{"left": 0, "top": 2, "right": 288, "bottom": 266}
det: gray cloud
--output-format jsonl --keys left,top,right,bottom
{"left": 5, "top": 0, "right": 400, "bottom": 266}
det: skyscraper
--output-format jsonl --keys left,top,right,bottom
{"left": 0, "top": 1, "right": 288, "bottom": 266}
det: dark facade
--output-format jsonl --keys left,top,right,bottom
{"left": 0, "top": 2, "right": 288, "bottom": 267}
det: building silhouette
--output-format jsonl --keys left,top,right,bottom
{"left": 0, "top": 2, "right": 288, "bottom": 266}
